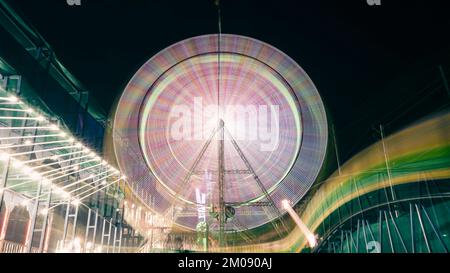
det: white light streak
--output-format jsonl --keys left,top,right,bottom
{"left": 282, "top": 200, "right": 317, "bottom": 248}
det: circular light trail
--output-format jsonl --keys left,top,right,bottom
{"left": 113, "top": 34, "right": 328, "bottom": 231}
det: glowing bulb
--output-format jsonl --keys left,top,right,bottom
{"left": 24, "top": 140, "right": 32, "bottom": 145}
{"left": 49, "top": 124, "right": 59, "bottom": 131}
{"left": 60, "top": 132, "right": 67, "bottom": 137}
{"left": 50, "top": 155, "right": 59, "bottom": 161}
{"left": 101, "top": 180, "right": 107, "bottom": 186}
{"left": 83, "top": 148, "right": 91, "bottom": 153}
{"left": 36, "top": 116, "right": 45, "bottom": 122}
{"left": 73, "top": 165, "right": 80, "bottom": 171}
{"left": 30, "top": 172, "right": 41, "bottom": 180}
{"left": 72, "top": 199, "right": 80, "bottom": 206}
{"left": 12, "top": 161, "right": 23, "bottom": 168}
{"left": 75, "top": 142, "right": 82, "bottom": 148}
{"left": 23, "top": 167, "right": 32, "bottom": 175}
{"left": 131, "top": 204, "right": 135, "bottom": 209}
{"left": 40, "top": 208, "right": 49, "bottom": 215}
{"left": 61, "top": 191, "right": 70, "bottom": 199}
{"left": 0, "top": 153, "right": 9, "bottom": 161}
{"left": 25, "top": 108, "right": 34, "bottom": 114}
{"left": 281, "top": 199, "right": 290, "bottom": 210}
{"left": 8, "top": 96, "right": 18, "bottom": 102}
{"left": 121, "top": 175, "right": 127, "bottom": 180}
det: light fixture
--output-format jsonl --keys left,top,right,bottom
{"left": 281, "top": 199, "right": 291, "bottom": 210}
{"left": 23, "top": 166, "right": 32, "bottom": 175}
{"left": 61, "top": 191, "right": 70, "bottom": 199}
{"left": 8, "top": 96, "right": 18, "bottom": 103}
{"left": 42, "top": 179, "right": 51, "bottom": 186}
{"left": 0, "top": 152, "right": 9, "bottom": 161}
{"left": 12, "top": 161, "right": 23, "bottom": 168}
{"left": 49, "top": 124, "right": 59, "bottom": 131}
{"left": 24, "top": 140, "right": 32, "bottom": 145}
{"left": 30, "top": 172, "right": 41, "bottom": 180}
{"left": 36, "top": 116, "right": 46, "bottom": 122}
{"left": 39, "top": 208, "right": 49, "bottom": 215}
{"left": 72, "top": 198, "right": 80, "bottom": 206}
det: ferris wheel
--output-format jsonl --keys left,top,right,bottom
{"left": 112, "top": 34, "right": 328, "bottom": 237}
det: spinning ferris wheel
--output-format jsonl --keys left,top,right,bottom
{"left": 112, "top": 34, "right": 328, "bottom": 241}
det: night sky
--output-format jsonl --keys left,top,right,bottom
{"left": 5, "top": 0, "right": 450, "bottom": 163}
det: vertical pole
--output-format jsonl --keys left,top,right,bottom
{"left": 118, "top": 226, "right": 123, "bottom": 253}
{"left": 0, "top": 158, "right": 11, "bottom": 214}
{"left": 70, "top": 204, "right": 79, "bottom": 242}
{"left": 84, "top": 208, "right": 91, "bottom": 252}
{"left": 26, "top": 179, "right": 43, "bottom": 253}
{"left": 100, "top": 218, "right": 106, "bottom": 252}
{"left": 0, "top": 208, "right": 10, "bottom": 250}
{"left": 112, "top": 226, "right": 117, "bottom": 253}
{"left": 38, "top": 187, "right": 52, "bottom": 253}
{"left": 378, "top": 210, "right": 382, "bottom": 252}
{"left": 62, "top": 199, "right": 70, "bottom": 246}
{"left": 107, "top": 219, "right": 112, "bottom": 252}
{"left": 410, "top": 203, "right": 415, "bottom": 253}
{"left": 150, "top": 197, "right": 154, "bottom": 250}
{"left": 356, "top": 220, "right": 360, "bottom": 252}
{"left": 362, "top": 219, "right": 368, "bottom": 253}
{"left": 92, "top": 210, "right": 99, "bottom": 249}
{"left": 218, "top": 119, "right": 225, "bottom": 247}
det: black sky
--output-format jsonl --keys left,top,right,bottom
{"left": 6, "top": 0, "right": 450, "bottom": 162}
